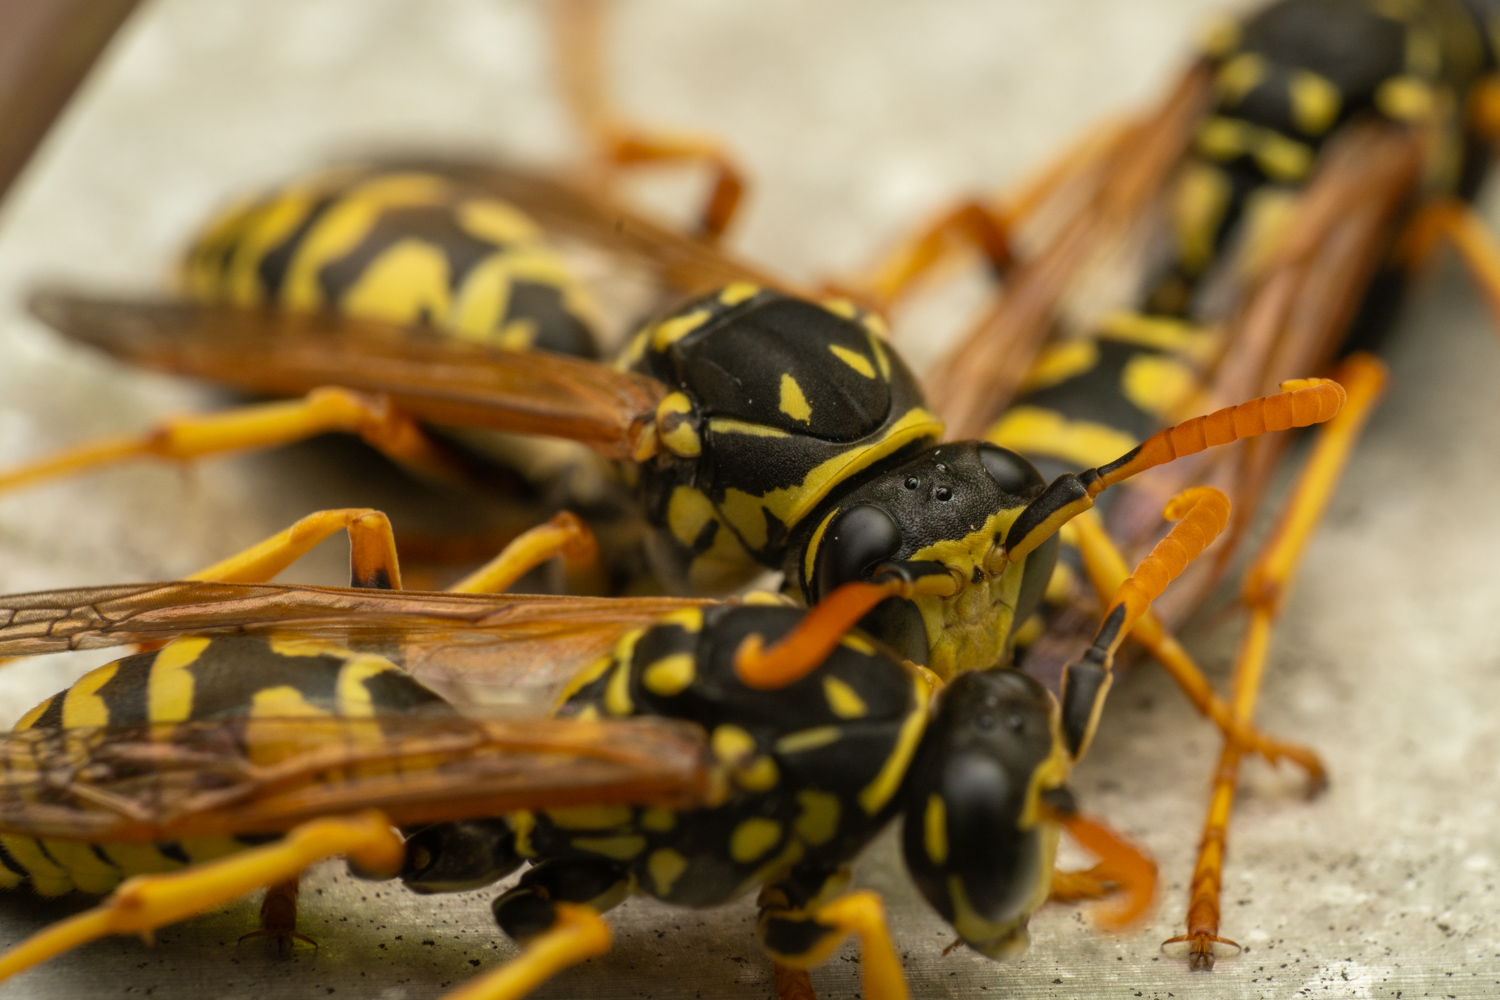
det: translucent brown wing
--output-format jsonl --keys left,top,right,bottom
{"left": 0, "top": 714, "right": 710, "bottom": 842}
{"left": 924, "top": 62, "right": 1214, "bottom": 440}
{"left": 29, "top": 294, "right": 668, "bottom": 459}
{"left": 0, "top": 580, "right": 716, "bottom": 710}
{"left": 394, "top": 158, "right": 793, "bottom": 296}
{"left": 0, "top": 0, "right": 141, "bottom": 206}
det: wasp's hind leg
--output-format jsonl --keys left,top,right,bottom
{"left": 448, "top": 511, "right": 602, "bottom": 595}
{"left": 1163, "top": 355, "right": 1386, "bottom": 970}
{"left": 758, "top": 866, "right": 908, "bottom": 1000}
{"left": 1066, "top": 509, "right": 1326, "bottom": 789}
{"left": 0, "top": 386, "right": 473, "bottom": 498}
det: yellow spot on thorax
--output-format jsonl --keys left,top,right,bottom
{"left": 1122, "top": 354, "right": 1197, "bottom": 417}
{"left": 822, "top": 676, "right": 868, "bottom": 718}
{"left": 778, "top": 374, "right": 813, "bottom": 423}
{"left": 652, "top": 309, "right": 712, "bottom": 351}
{"left": 648, "top": 848, "right": 689, "bottom": 895}
{"left": 793, "top": 790, "right": 841, "bottom": 846}
{"left": 720, "top": 282, "right": 760, "bottom": 305}
{"left": 642, "top": 654, "right": 696, "bottom": 696}
{"left": 1215, "top": 53, "right": 1267, "bottom": 104}
{"left": 1289, "top": 70, "right": 1342, "bottom": 134}
{"left": 1172, "top": 160, "right": 1232, "bottom": 273}
{"left": 712, "top": 724, "right": 757, "bottom": 766}
{"left": 1017, "top": 340, "right": 1099, "bottom": 395}
{"left": 828, "top": 344, "right": 876, "bottom": 378}
{"left": 730, "top": 817, "right": 782, "bottom": 863}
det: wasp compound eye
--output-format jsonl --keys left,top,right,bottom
{"left": 814, "top": 504, "right": 904, "bottom": 595}
{"left": 976, "top": 443, "right": 1045, "bottom": 498}
{"left": 901, "top": 669, "right": 1060, "bottom": 958}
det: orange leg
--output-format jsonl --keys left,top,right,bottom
{"left": 448, "top": 511, "right": 602, "bottom": 595}
{"left": 837, "top": 114, "right": 1137, "bottom": 311}
{"left": 0, "top": 386, "right": 469, "bottom": 498}
{"left": 1163, "top": 355, "right": 1387, "bottom": 969}
{"left": 1398, "top": 197, "right": 1500, "bottom": 346}
{"left": 238, "top": 879, "right": 317, "bottom": 956}
{"left": 549, "top": 0, "right": 745, "bottom": 240}
{"left": 1068, "top": 510, "right": 1325, "bottom": 788}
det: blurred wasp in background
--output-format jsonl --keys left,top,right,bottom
{"left": 835, "top": 0, "right": 1500, "bottom": 970}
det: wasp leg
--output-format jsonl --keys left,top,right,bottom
{"left": 759, "top": 887, "right": 908, "bottom": 1000}
{"left": 1398, "top": 197, "right": 1500, "bottom": 342}
{"left": 840, "top": 116, "right": 1138, "bottom": 311}
{"left": 1046, "top": 809, "right": 1157, "bottom": 931}
{"left": 0, "top": 386, "right": 472, "bottom": 497}
{"left": 186, "top": 507, "right": 402, "bottom": 590}
{"left": 1061, "top": 487, "right": 1231, "bottom": 760}
{"left": 237, "top": 879, "right": 317, "bottom": 957}
{"left": 439, "top": 903, "right": 610, "bottom": 1000}
{"left": 1067, "top": 509, "right": 1325, "bottom": 789}
{"left": 0, "top": 811, "right": 403, "bottom": 983}
{"left": 492, "top": 857, "right": 632, "bottom": 942}
{"left": 549, "top": 0, "right": 744, "bottom": 240}
{"left": 449, "top": 511, "right": 602, "bottom": 595}
{"left": 1164, "top": 355, "right": 1386, "bottom": 970}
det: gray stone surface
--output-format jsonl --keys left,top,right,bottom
{"left": 0, "top": 1, "right": 1498, "bottom": 997}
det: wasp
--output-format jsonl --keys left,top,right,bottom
{"left": 832, "top": 0, "right": 1500, "bottom": 971}
{"left": 0, "top": 438, "right": 1292, "bottom": 1000}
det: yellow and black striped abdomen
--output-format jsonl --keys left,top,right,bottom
{"left": 1, "top": 634, "right": 448, "bottom": 896}
{"left": 182, "top": 167, "right": 599, "bottom": 357}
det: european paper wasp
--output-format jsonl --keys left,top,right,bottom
{"left": 834, "top": 0, "right": 1500, "bottom": 972}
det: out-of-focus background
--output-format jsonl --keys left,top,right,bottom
{"left": 0, "top": 0, "right": 1499, "bottom": 997}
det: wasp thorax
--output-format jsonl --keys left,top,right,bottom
{"left": 626, "top": 286, "right": 939, "bottom": 595}
{"left": 900, "top": 669, "right": 1066, "bottom": 959}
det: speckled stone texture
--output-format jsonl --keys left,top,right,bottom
{"left": 0, "top": 1, "right": 1497, "bottom": 998}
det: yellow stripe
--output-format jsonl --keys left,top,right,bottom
{"left": 858, "top": 671, "right": 931, "bottom": 815}
{"left": 61, "top": 662, "right": 118, "bottom": 728}
{"left": 148, "top": 637, "right": 211, "bottom": 723}
{"left": 1097, "top": 311, "right": 1217, "bottom": 363}
{"left": 40, "top": 839, "right": 119, "bottom": 895}
{"left": 0, "top": 836, "right": 71, "bottom": 896}
{"left": 987, "top": 406, "right": 1138, "bottom": 470}
{"left": 829, "top": 344, "right": 876, "bottom": 378}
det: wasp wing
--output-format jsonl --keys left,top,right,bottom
{"left": 0, "top": 713, "right": 710, "bottom": 842}
{"left": 28, "top": 295, "right": 672, "bottom": 459}
{"left": 0, "top": 580, "right": 716, "bottom": 710}
{"left": 394, "top": 158, "right": 792, "bottom": 296}
{"left": 924, "top": 62, "right": 1213, "bottom": 440}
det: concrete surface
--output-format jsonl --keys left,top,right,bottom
{"left": 0, "top": 1, "right": 1498, "bottom": 998}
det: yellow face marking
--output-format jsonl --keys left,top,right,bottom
{"left": 987, "top": 405, "right": 1138, "bottom": 470}
{"left": 820, "top": 298, "right": 858, "bottom": 319}
{"left": 547, "top": 805, "right": 633, "bottom": 830}
{"left": 774, "top": 726, "right": 841, "bottom": 754}
{"left": 829, "top": 344, "right": 876, "bottom": 378}
{"left": 148, "top": 636, "right": 212, "bottom": 724}
{"left": 1122, "top": 355, "right": 1197, "bottom": 418}
{"left": 640, "top": 807, "right": 677, "bottom": 832}
{"left": 457, "top": 198, "right": 541, "bottom": 245}
{"left": 735, "top": 754, "right": 780, "bottom": 792}
{"left": 1377, "top": 75, "right": 1434, "bottom": 121}
{"left": 793, "top": 790, "right": 841, "bottom": 847}
{"left": 1017, "top": 340, "right": 1098, "bottom": 395}
{"left": 924, "top": 794, "right": 949, "bottom": 864}
{"left": 1289, "top": 70, "right": 1342, "bottom": 135}
{"left": 717, "top": 407, "right": 945, "bottom": 548}
{"left": 61, "top": 661, "right": 119, "bottom": 728}
{"left": 1215, "top": 52, "right": 1267, "bottom": 104}
{"left": 779, "top": 374, "right": 813, "bottom": 424}
{"left": 711, "top": 724, "right": 757, "bottom": 766}
{"left": 858, "top": 671, "right": 931, "bottom": 814}
{"left": 648, "top": 848, "right": 689, "bottom": 896}
{"left": 719, "top": 282, "right": 760, "bottom": 305}
{"left": 1172, "top": 160, "right": 1232, "bottom": 272}
{"left": 729, "top": 818, "right": 783, "bottom": 863}
{"left": 570, "top": 834, "right": 647, "bottom": 861}
{"left": 642, "top": 653, "right": 696, "bottom": 697}
{"left": 652, "top": 309, "right": 712, "bottom": 351}
{"left": 822, "top": 676, "right": 868, "bottom": 719}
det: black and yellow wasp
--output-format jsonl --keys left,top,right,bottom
{"left": 0, "top": 427, "right": 1298, "bottom": 1000}
{"left": 833, "top": 0, "right": 1500, "bottom": 971}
